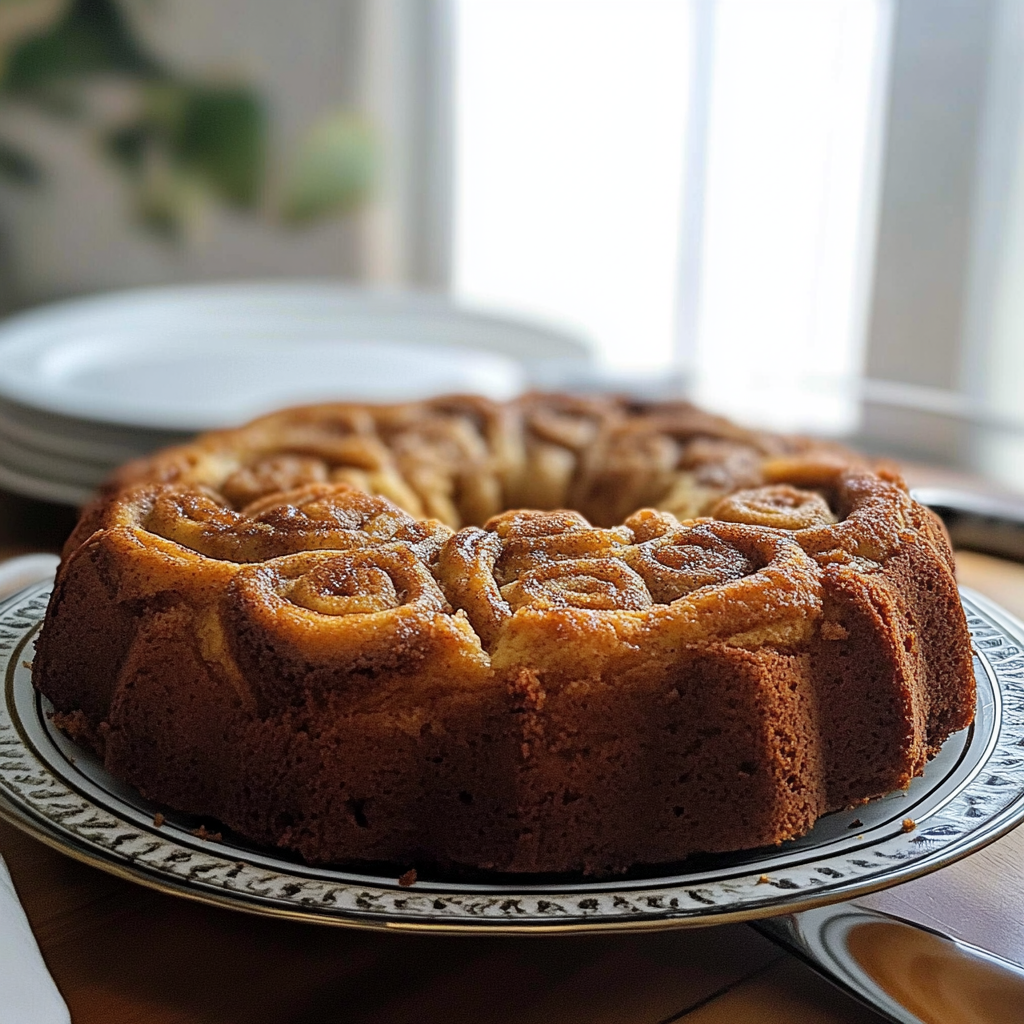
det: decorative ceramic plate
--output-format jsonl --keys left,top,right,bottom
{"left": 2, "top": 581, "right": 1024, "bottom": 935}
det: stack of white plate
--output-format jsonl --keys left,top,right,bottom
{"left": 0, "top": 282, "right": 592, "bottom": 506}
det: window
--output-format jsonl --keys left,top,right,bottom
{"left": 453, "top": 0, "right": 690, "bottom": 373}
{"left": 452, "top": 0, "right": 892, "bottom": 435}
{"left": 692, "top": 0, "right": 891, "bottom": 434}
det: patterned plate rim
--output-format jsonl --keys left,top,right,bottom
{"left": 2, "top": 581, "right": 1023, "bottom": 935}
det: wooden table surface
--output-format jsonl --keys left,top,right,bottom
{"left": 2, "top": 487, "right": 1023, "bottom": 1024}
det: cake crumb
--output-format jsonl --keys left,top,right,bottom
{"left": 902, "top": 818, "right": 916, "bottom": 833}
{"left": 50, "top": 709, "right": 97, "bottom": 748}
{"left": 847, "top": 818, "right": 863, "bottom": 829}
{"left": 819, "top": 621, "right": 849, "bottom": 641}
{"left": 153, "top": 813, "right": 165, "bottom": 828}
{"left": 190, "top": 825, "right": 222, "bottom": 842}
{"left": 21, "top": 661, "right": 33, "bottom": 671}
{"left": 757, "top": 874, "right": 770, "bottom": 885}
{"left": 398, "top": 868, "right": 418, "bottom": 887}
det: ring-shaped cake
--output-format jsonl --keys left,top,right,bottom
{"left": 33, "top": 394, "right": 975, "bottom": 876}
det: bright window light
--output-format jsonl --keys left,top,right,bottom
{"left": 452, "top": 0, "right": 691, "bottom": 371}
{"left": 692, "top": 0, "right": 892, "bottom": 434}
{"left": 452, "top": 0, "right": 891, "bottom": 434}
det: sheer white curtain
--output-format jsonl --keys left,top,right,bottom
{"left": 452, "top": 0, "right": 690, "bottom": 374}
{"left": 690, "top": 0, "right": 892, "bottom": 434}
{"left": 384, "top": 0, "right": 1021, "bottom": 478}
{"left": 961, "top": 0, "right": 1024, "bottom": 488}
{"left": 449, "top": 0, "right": 893, "bottom": 434}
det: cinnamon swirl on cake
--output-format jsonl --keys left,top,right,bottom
{"left": 33, "top": 395, "right": 975, "bottom": 876}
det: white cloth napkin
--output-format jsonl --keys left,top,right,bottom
{"left": 0, "top": 555, "right": 60, "bottom": 603}
{"left": 0, "top": 856, "right": 71, "bottom": 1024}
{"left": 0, "top": 554, "right": 70, "bottom": 1024}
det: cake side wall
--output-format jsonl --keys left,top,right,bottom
{"left": 33, "top": 536, "right": 143, "bottom": 725}
{"left": 504, "top": 647, "right": 828, "bottom": 876}
{"left": 877, "top": 544, "right": 976, "bottom": 746}
{"left": 812, "top": 565, "right": 927, "bottom": 811}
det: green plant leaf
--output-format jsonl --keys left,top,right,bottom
{"left": 131, "top": 163, "right": 207, "bottom": 241}
{"left": 101, "top": 83, "right": 266, "bottom": 233}
{"left": 282, "top": 110, "right": 376, "bottom": 224}
{"left": 0, "top": 135, "right": 41, "bottom": 183}
{"left": 173, "top": 86, "right": 265, "bottom": 208}
{"left": 101, "top": 119, "right": 152, "bottom": 174}
{"left": 1, "top": 0, "right": 161, "bottom": 94}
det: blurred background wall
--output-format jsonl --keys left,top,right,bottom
{"left": 0, "top": 0, "right": 371, "bottom": 299}
{"left": 2, "top": 0, "right": 1024, "bottom": 485}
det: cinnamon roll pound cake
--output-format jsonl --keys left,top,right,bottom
{"left": 33, "top": 395, "right": 975, "bottom": 876}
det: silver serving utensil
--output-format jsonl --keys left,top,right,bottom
{"left": 756, "top": 903, "right": 1024, "bottom": 1024}
{"left": 910, "top": 487, "right": 1024, "bottom": 562}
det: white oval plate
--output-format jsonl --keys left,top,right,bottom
{"left": 2, "top": 582, "right": 1023, "bottom": 934}
{"left": 0, "top": 283, "right": 592, "bottom": 432}
{"left": 0, "top": 461, "right": 94, "bottom": 508}
{"left": 0, "top": 398, "right": 187, "bottom": 465}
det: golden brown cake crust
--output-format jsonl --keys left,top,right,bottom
{"left": 33, "top": 394, "right": 976, "bottom": 877}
